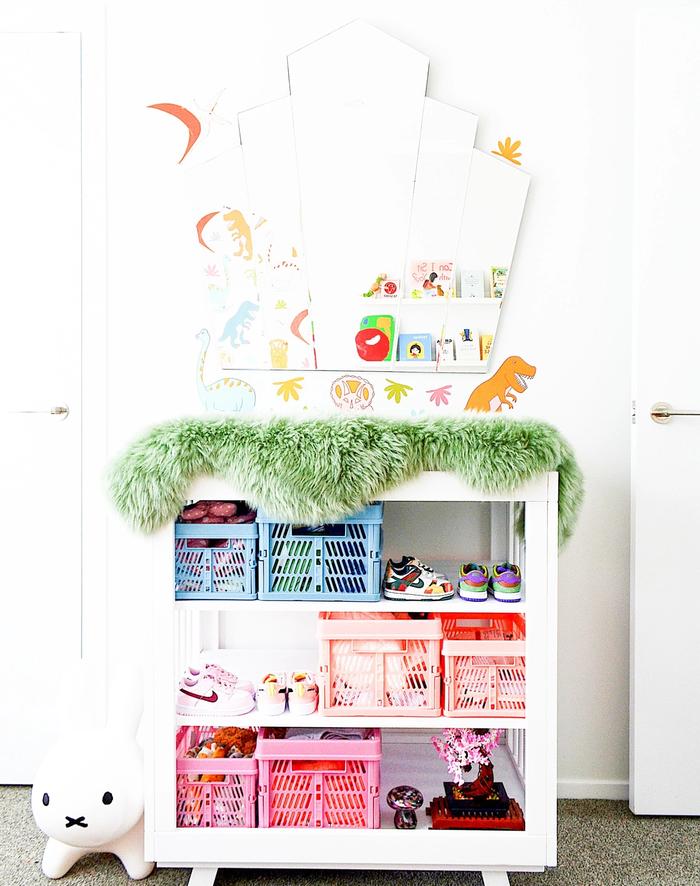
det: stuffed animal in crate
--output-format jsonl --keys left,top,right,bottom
{"left": 31, "top": 668, "right": 154, "bottom": 880}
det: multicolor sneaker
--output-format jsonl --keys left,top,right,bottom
{"left": 490, "top": 562, "right": 523, "bottom": 602}
{"left": 383, "top": 556, "right": 454, "bottom": 601}
{"left": 176, "top": 673, "right": 255, "bottom": 717}
{"left": 458, "top": 563, "right": 489, "bottom": 602}
{"left": 288, "top": 671, "right": 318, "bottom": 716}
{"left": 256, "top": 673, "right": 288, "bottom": 716}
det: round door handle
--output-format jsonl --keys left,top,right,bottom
{"left": 9, "top": 404, "right": 70, "bottom": 420}
{"left": 650, "top": 402, "right": 700, "bottom": 424}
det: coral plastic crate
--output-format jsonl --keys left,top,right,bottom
{"left": 441, "top": 613, "right": 526, "bottom": 717}
{"left": 318, "top": 612, "right": 442, "bottom": 716}
{"left": 174, "top": 522, "right": 257, "bottom": 600}
{"left": 175, "top": 725, "right": 257, "bottom": 828}
{"left": 256, "top": 504, "right": 383, "bottom": 601}
{"left": 255, "top": 727, "right": 381, "bottom": 828}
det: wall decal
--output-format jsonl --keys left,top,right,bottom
{"left": 491, "top": 137, "right": 522, "bottom": 166}
{"left": 426, "top": 384, "right": 452, "bottom": 407}
{"left": 204, "top": 264, "right": 219, "bottom": 277}
{"left": 196, "top": 210, "right": 219, "bottom": 251}
{"left": 269, "top": 339, "right": 289, "bottom": 369}
{"left": 275, "top": 299, "right": 287, "bottom": 310}
{"left": 220, "top": 301, "right": 259, "bottom": 348}
{"left": 222, "top": 209, "right": 254, "bottom": 260}
{"left": 290, "top": 308, "right": 311, "bottom": 346}
{"left": 464, "top": 356, "right": 536, "bottom": 412}
{"left": 147, "top": 103, "right": 202, "bottom": 163}
{"left": 330, "top": 375, "right": 375, "bottom": 411}
{"left": 195, "top": 329, "right": 256, "bottom": 412}
{"left": 384, "top": 379, "right": 413, "bottom": 404}
{"left": 274, "top": 376, "right": 304, "bottom": 402}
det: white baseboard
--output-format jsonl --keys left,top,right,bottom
{"left": 558, "top": 779, "right": 629, "bottom": 800}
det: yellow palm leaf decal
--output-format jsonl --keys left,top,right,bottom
{"left": 274, "top": 377, "right": 304, "bottom": 402}
{"left": 384, "top": 379, "right": 413, "bottom": 404}
{"left": 492, "top": 137, "right": 522, "bottom": 166}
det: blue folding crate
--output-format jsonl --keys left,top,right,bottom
{"left": 174, "top": 522, "right": 258, "bottom": 601}
{"left": 257, "top": 504, "right": 383, "bottom": 602}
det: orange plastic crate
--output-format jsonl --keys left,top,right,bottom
{"left": 441, "top": 613, "right": 526, "bottom": 717}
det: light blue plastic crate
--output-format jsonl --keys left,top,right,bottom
{"left": 257, "top": 504, "right": 383, "bottom": 602}
{"left": 174, "top": 522, "right": 258, "bottom": 601}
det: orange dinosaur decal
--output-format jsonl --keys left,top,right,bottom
{"left": 465, "top": 356, "right": 536, "bottom": 412}
{"left": 222, "top": 209, "right": 253, "bottom": 260}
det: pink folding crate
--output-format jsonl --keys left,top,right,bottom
{"left": 441, "top": 613, "right": 526, "bottom": 717}
{"left": 318, "top": 612, "right": 442, "bottom": 716}
{"left": 175, "top": 725, "right": 257, "bottom": 828}
{"left": 256, "top": 727, "right": 382, "bottom": 829}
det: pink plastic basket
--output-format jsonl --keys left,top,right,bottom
{"left": 441, "top": 613, "right": 526, "bottom": 717}
{"left": 255, "top": 727, "right": 382, "bottom": 828}
{"left": 175, "top": 725, "right": 257, "bottom": 828}
{"left": 318, "top": 613, "right": 442, "bottom": 716}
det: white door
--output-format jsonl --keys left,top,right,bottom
{"left": 631, "top": 8, "right": 700, "bottom": 814}
{"left": 0, "top": 33, "right": 82, "bottom": 783}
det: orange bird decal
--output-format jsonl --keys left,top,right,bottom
{"left": 148, "top": 103, "right": 201, "bottom": 163}
{"left": 196, "top": 211, "right": 219, "bottom": 252}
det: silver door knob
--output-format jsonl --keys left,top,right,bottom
{"left": 650, "top": 402, "right": 700, "bottom": 424}
{"left": 9, "top": 404, "right": 70, "bottom": 419}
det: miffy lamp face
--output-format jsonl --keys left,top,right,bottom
{"left": 31, "top": 730, "right": 144, "bottom": 849}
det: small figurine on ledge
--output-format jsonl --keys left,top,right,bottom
{"left": 387, "top": 785, "right": 424, "bottom": 829}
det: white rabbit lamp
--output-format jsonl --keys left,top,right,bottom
{"left": 31, "top": 668, "right": 154, "bottom": 879}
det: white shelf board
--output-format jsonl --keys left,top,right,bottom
{"left": 175, "top": 709, "right": 526, "bottom": 730}
{"left": 151, "top": 829, "right": 545, "bottom": 870}
{"left": 176, "top": 597, "right": 525, "bottom": 613}
{"left": 364, "top": 298, "right": 501, "bottom": 307}
{"left": 184, "top": 470, "right": 553, "bottom": 505}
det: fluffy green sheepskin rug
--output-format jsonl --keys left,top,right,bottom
{"left": 109, "top": 415, "right": 583, "bottom": 546}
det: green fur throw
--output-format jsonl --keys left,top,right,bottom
{"left": 109, "top": 416, "right": 583, "bottom": 546}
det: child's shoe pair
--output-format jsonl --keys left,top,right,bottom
{"left": 256, "top": 671, "right": 318, "bottom": 716}
{"left": 458, "top": 562, "right": 522, "bottom": 603}
{"left": 176, "top": 663, "right": 255, "bottom": 717}
{"left": 383, "top": 556, "right": 454, "bottom": 601}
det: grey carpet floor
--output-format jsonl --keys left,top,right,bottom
{"left": 2, "top": 786, "right": 699, "bottom": 886}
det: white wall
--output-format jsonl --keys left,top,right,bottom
{"left": 106, "top": 0, "right": 636, "bottom": 796}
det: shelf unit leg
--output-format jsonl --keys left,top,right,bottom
{"left": 481, "top": 871, "right": 510, "bottom": 886}
{"left": 188, "top": 867, "right": 218, "bottom": 886}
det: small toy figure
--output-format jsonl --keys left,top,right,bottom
{"left": 362, "top": 273, "right": 387, "bottom": 298}
{"left": 387, "top": 785, "right": 424, "bottom": 829}
{"left": 423, "top": 271, "right": 438, "bottom": 291}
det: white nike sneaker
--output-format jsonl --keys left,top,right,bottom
{"left": 288, "top": 671, "right": 318, "bottom": 716}
{"left": 256, "top": 673, "right": 288, "bottom": 716}
{"left": 185, "top": 663, "right": 254, "bottom": 695}
{"left": 176, "top": 673, "right": 255, "bottom": 717}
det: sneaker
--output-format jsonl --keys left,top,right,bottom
{"left": 256, "top": 673, "right": 288, "bottom": 716}
{"left": 383, "top": 556, "right": 454, "bottom": 601}
{"left": 288, "top": 671, "right": 318, "bottom": 716}
{"left": 186, "top": 664, "right": 254, "bottom": 695}
{"left": 490, "top": 562, "right": 523, "bottom": 602}
{"left": 176, "top": 673, "right": 256, "bottom": 717}
{"left": 458, "top": 563, "right": 489, "bottom": 602}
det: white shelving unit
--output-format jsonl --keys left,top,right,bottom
{"left": 146, "top": 471, "right": 558, "bottom": 886}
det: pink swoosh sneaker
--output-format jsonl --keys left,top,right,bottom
{"left": 176, "top": 670, "right": 255, "bottom": 717}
